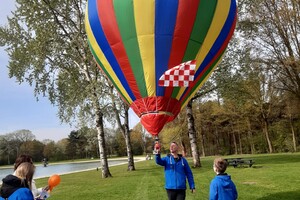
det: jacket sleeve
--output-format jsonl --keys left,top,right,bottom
{"left": 31, "top": 179, "right": 42, "bottom": 197}
{"left": 183, "top": 158, "right": 195, "bottom": 189}
{"left": 155, "top": 154, "right": 166, "bottom": 166}
{"left": 209, "top": 180, "right": 217, "bottom": 200}
{"left": 233, "top": 182, "right": 238, "bottom": 200}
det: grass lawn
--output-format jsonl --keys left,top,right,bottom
{"left": 36, "top": 153, "right": 300, "bottom": 200}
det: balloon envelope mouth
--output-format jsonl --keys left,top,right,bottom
{"left": 131, "top": 97, "right": 181, "bottom": 136}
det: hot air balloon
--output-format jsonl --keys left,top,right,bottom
{"left": 85, "top": 0, "right": 237, "bottom": 139}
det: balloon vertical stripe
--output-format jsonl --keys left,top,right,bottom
{"left": 113, "top": 0, "right": 148, "bottom": 98}
{"left": 86, "top": 35, "right": 132, "bottom": 104}
{"left": 133, "top": 0, "right": 156, "bottom": 97}
{"left": 97, "top": 0, "right": 142, "bottom": 100}
{"left": 175, "top": 0, "right": 232, "bottom": 100}
{"left": 164, "top": 0, "right": 200, "bottom": 98}
{"left": 167, "top": 0, "right": 200, "bottom": 68}
{"left": 87, "top": 0, "right": 136, "bottom": 102}
{"left": 88, "top": 40, "right": 132, "bottom": 105}
{"left": 86, "top": 0, "right": 134, "bottom": 104}
{"left": 171, "top": 0, "right": 217, "bottom": 98}
{"left": 181, "top": 12, "right": 237, "bottom": 108}
{"left": 180, "top": 0, "right": 237, "bottom": 106}
{"left": 155, "top": 0, "right": 179, "bottom": 96}
{"left": 182, "top": 0, "right": 218, "bottom": 61}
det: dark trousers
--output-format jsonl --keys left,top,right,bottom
{"left": 166, "top": 189, "right": 186, "bottom": 200}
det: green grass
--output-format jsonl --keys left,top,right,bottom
{"left": 36, "top": 153, "right": 300, "bottom": 200}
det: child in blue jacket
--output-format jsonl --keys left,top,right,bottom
{"left": 0, "top": 162, "right": 35, "bottom": 200}
{"left": 209, "top": 158, "right": 238, "bottom": 200}
{"left": 155, "top": 142, "right": 195, "bottom": 200}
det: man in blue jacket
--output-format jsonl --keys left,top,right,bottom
{"left": 155, "top": 142, "right": 195, "bottom": 200}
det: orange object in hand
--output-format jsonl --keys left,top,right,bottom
{"left": 155, "top": 142, "right": 160, "bottom": 150}
{"left": 48, "top": 174, "right": 61, "bottom": 191}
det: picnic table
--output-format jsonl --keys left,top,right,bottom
{"left": 225, "top": 158, "right": 254, "bottom": 168}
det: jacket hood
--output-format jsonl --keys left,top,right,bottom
{"left": 0, "top": 174, "right": 25, "bottom": 198}
{"left": 215, "top": 174, "right": 232, "bottom": 187}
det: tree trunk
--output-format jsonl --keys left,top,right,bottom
{"left": 181, "top": 141, "right": 187, "bottom": 157}
{"left": 262, "top": 119, "right": 273, "bottom": 153}
{"left": 200, "top": 126, "right": 206, "bottom": 157}
{"left": 141, "top": 127, "right": 147, "bottom": 155}
{"left": 123, "top": 107, "right": 135, "bottom": 171}
{"left": 110, "top": 86, "right": 135, "bottom": 171}
{"left": 232, "top": 132, "right": 238, "bottom": 155}
{"left": 238, "top": 132, "right": 243, "bottom": 154}
{"left": 247, "top": 117, "right": 255, "bottom": 154}
{"left": 236, "top": 124, "right": 243, "bottom": 154}
{"left": 186, "top": 100, "right": 201, "bottom": 168}
{"left": 215, "top": 128, "right": 221, "bottom": 155}
{"left": 95, "top": 109, "right": 112, "bottom": 178}
{"left": 289, "top": 117, "right": 297, "bottom": 152}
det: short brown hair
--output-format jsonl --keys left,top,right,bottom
{"left": 214, "top": 158, "right": 228, "bottom": 173}
{"left": 14, "top": 154, "right": 33, "bottom": 171}
{"left": 171, "top": 142, "right": 178, "bottom": 146}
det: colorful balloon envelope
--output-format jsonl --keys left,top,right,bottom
{"left": 85, "top": 0, "right": 237, "bottom": 136}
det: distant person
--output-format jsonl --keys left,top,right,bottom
{"left": 42, "top": 158, "right": 48, "bottom": 167}
{"left": 155, "top": 141, "right": 195, "bottom": 200}
{"left": 209, "top": 157, "right": 238, "bottom": 200}
{"left": 146, "top": 154, "right": 151, "bottom": 160}
{"left": 13, "top": 155, "right": 49, "bottom": 198}
{"left": 0, "top": 162, "right": 35, "bottom": 200}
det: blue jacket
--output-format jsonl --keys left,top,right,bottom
{"left": 155, "top": 154, "right": 195, "bottom": 190}
{"left": 209, "top": 174, "right": 238, "bottom": 200}
{"left": 0, "top": 188, "right": 34, "bottom": 200}
{"left": 0, "top": 174, "right": 34, "bottom": 200}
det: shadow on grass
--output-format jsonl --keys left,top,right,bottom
{"left": 251, "top": 165, "right": 263, "bottom": 169}
{"left": 257, "top": 191, "right": 300, "bottom": 200}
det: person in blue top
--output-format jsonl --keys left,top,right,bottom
{"left": 0, "top": 162, "right": 35, "bottom": 200}
{"left": 155, "top": 141, "right": 195, "bottom": 200}
{"left": 209, "top": 158, "right": 238, "bottom": 200}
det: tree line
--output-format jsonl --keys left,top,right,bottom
{"left": 0, "top": 128, "right": 153, "bottom": 166}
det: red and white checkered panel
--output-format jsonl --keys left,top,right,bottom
{"left": 158, "top": 60, "right": 196, "bottom": 87}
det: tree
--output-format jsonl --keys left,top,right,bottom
{"left": 21, "top": 140, "right": 45, "bottom": 161}
{"left": 0, "top": 0, "right": 112, "bottom": 177}
{"left": 132, "top": 123, "right": 153, "bottom": 155}
{"left": 56, "top": 138, "right": 69, "bottom": 160}
{"left": 250, "top": 0, "right": 300, "bottom": 100}
{"left": 66, "top": 130, "right": 88, "bottom": 159}
{"left": 248, "top": 0, "right": 300, "bottom": 153}
{"left": 43, "top": 140, "right": 56, "bottom": 160}
{"left": 284, "top": 96, "right": 300, "bottom": 151}
{"left": 110, "top": 86, "right": 135, "bottom": 171}
{"left": 0, "top": 135, "right": 15, "bottom": 165}
{"left": 186, "top": 100, "right": 201, "bottom": 167}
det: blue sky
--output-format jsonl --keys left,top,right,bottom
{"left": 0, "top": 2, "right": 139, "bottom": 141}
